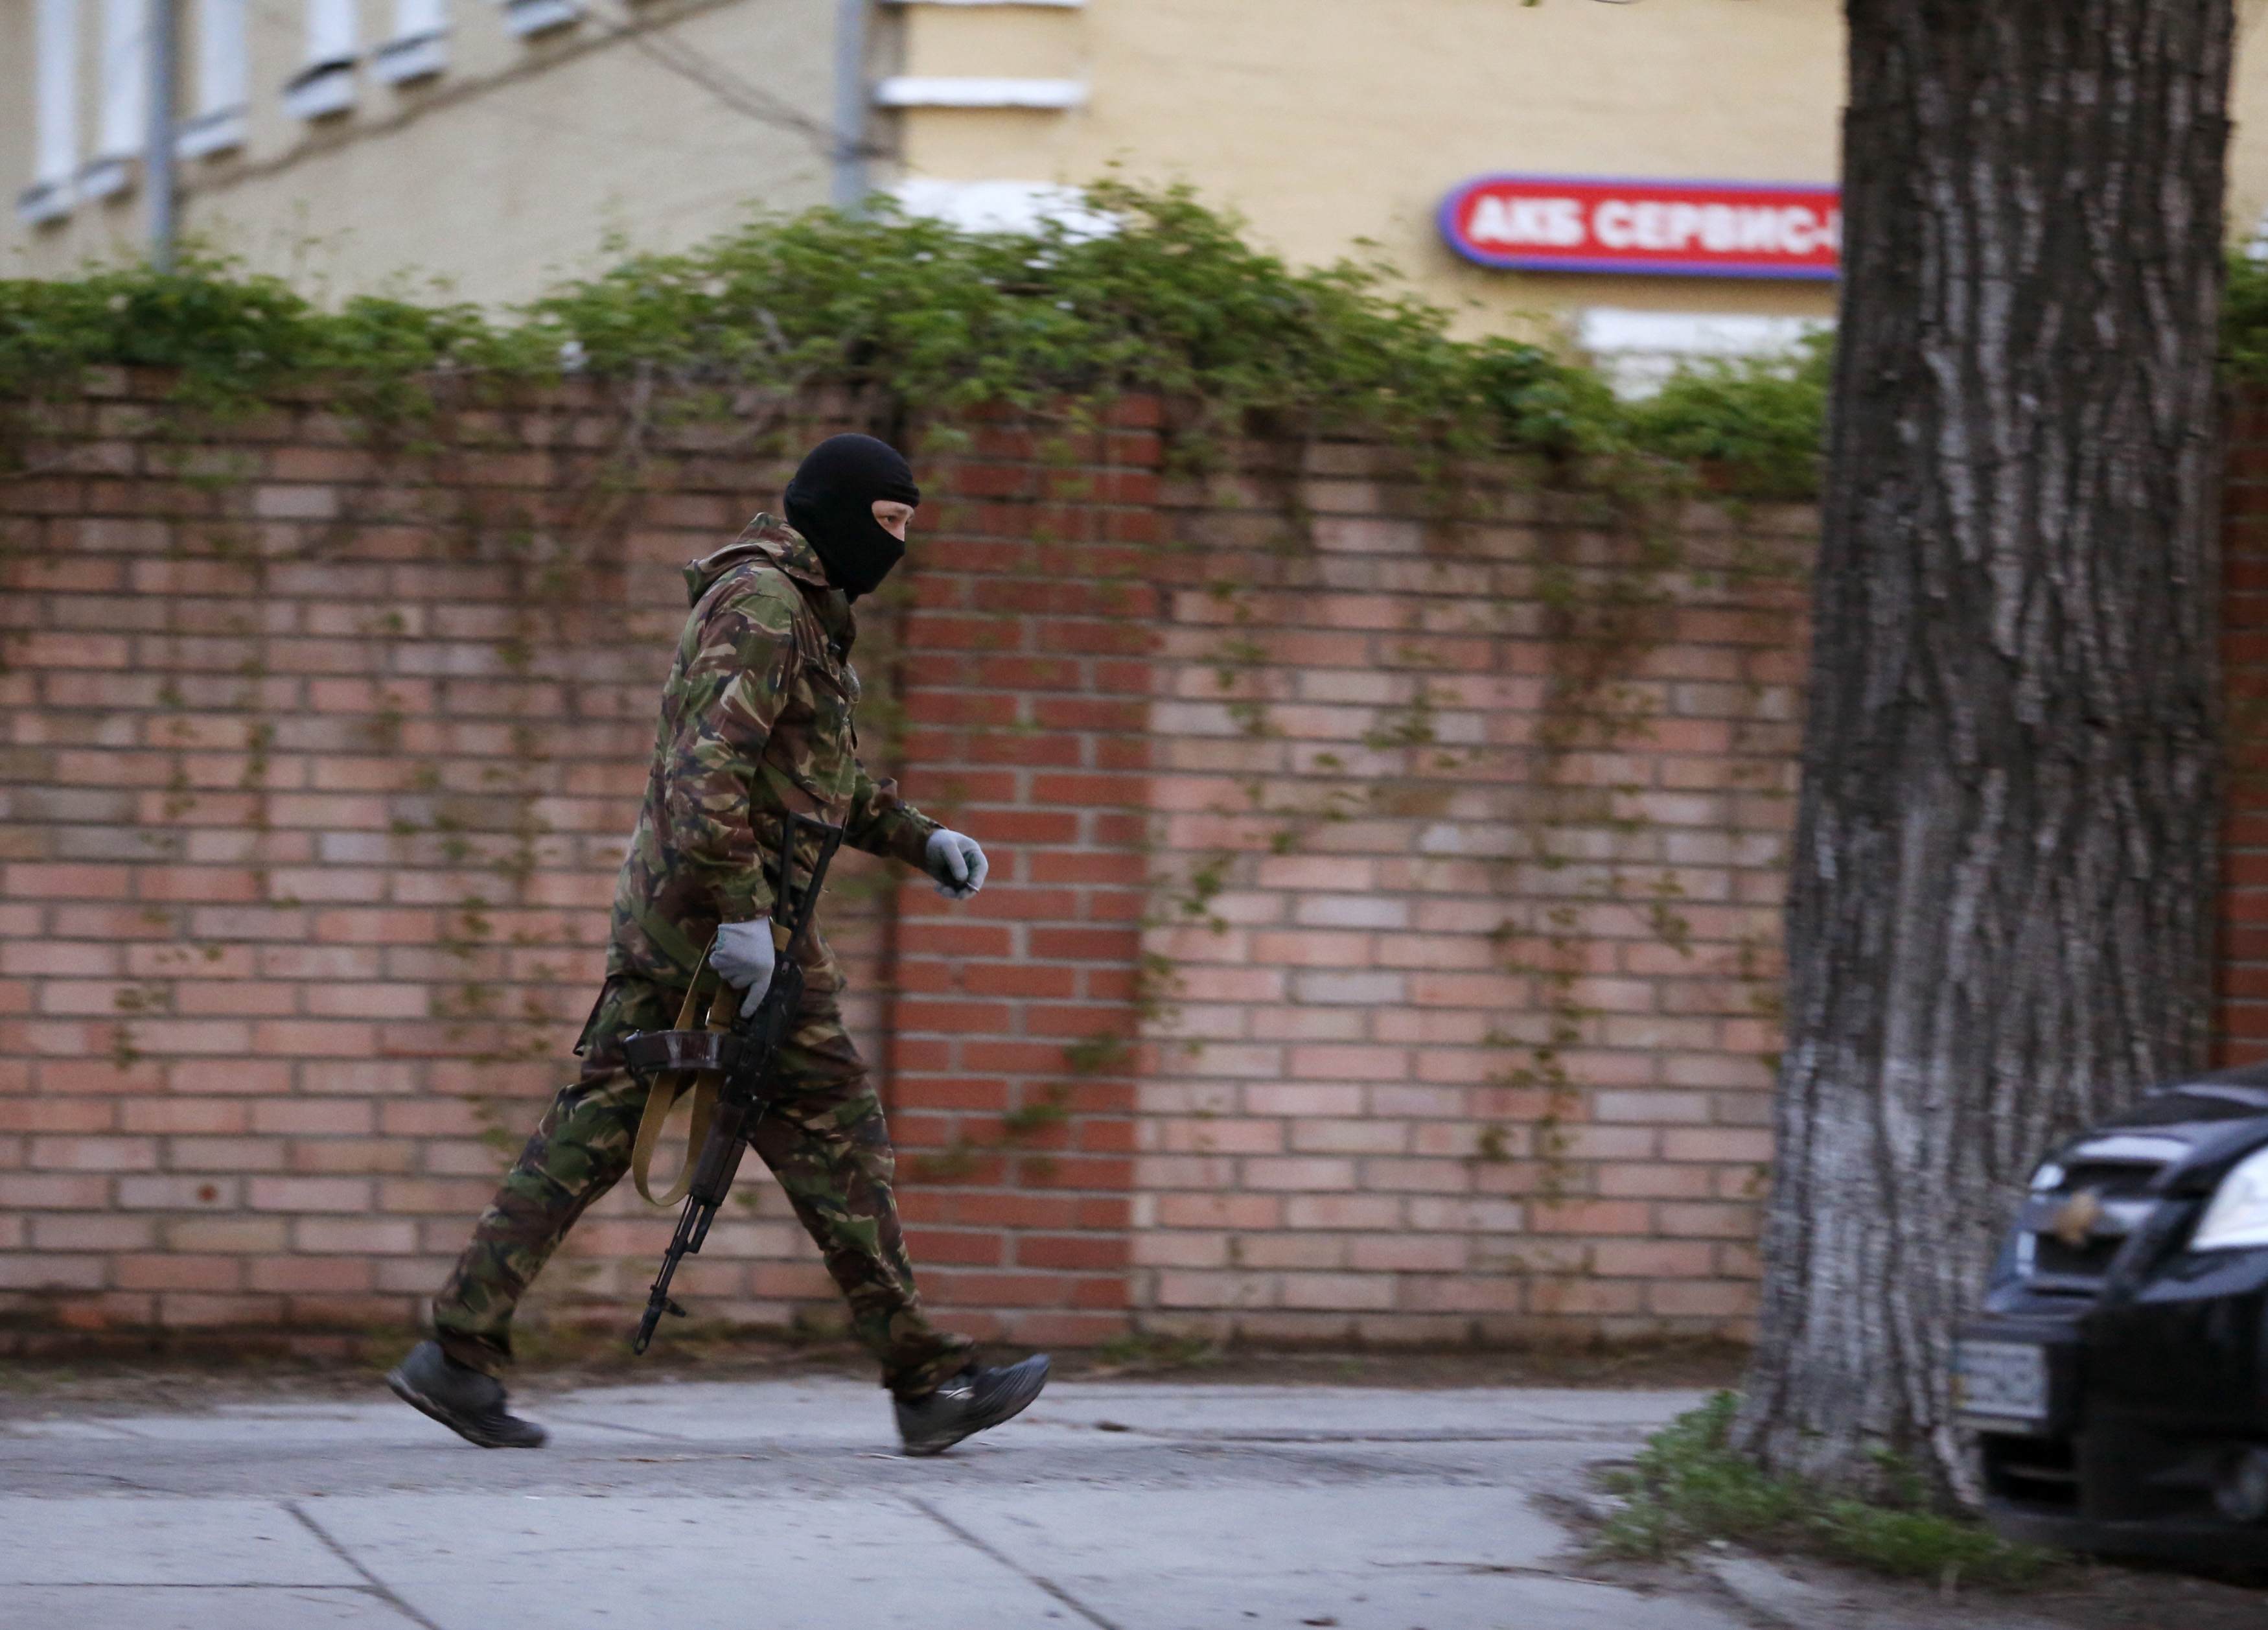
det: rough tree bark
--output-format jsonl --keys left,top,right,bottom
{"left": 1737, "top": 1, "right": 2232, "bottom": 1502}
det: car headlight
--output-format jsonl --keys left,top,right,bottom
{"left": 2192, "top": 1145, "right": 2268, "bottom": 1252}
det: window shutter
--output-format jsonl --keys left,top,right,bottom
{"left": 395, "top": 0, "right": 445, "bottom": 39}
{"left": 97, "top": 0, "right": 148, "bottom": 159}
{"left": 33, "top": 0, "right": 80, "bottom": 186}
{"left": 195, "top": 0, "right": 246, "bottom": 116}
{"left": 306, "top": 0, "right": 356, "bottom": 67}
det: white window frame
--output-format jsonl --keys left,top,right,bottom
{"left": 283, "top": 0, "right": 358, "bottom": 119}
{"left": 499, "top": 0, "right": 580, "bottom": 38}
{"left": 305, "top": 0, "right": 355, "bottom": 63}
{"left": 73, "top": 0, "right": 148, "bottom": 199}
{"left": 1576, "top": 307, "right": 1833, "bottom": 399}
{"left": 95, "top": 0, "right": 148, "bottom": 157}
{"left": 195, "top": 0, "right": 247, "bottom": 113}
{"left": 178, "top": 0, "right": 248, "bottom": 157}
{"left": 891, "top": 179, "right": 1113, "bottom": 239}
{"left": 373, "top": 0, "right": 449, "bottom": 83}
{"left": 19, "top": 0, "right": 80, "bottom": 223}
{"left": 873, "top": 76, "right": 1087, "bottom": 109}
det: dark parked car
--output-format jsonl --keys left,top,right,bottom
{"left": 1957, "top": 1062, "right": 2268, "bottom": 1567}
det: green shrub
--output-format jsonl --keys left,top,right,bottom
{"left": 518, "top": 183, "right": 1614, "bottom": 453}
{"left": 0, "top": 184, "right": 1836, "bottom": 496}
{"left": 25, "top": 204, "right": 2268, "bottom": 504}
{"left": 0, "top": 185, "right": 1626, "bottom": 465}
{"left": 0, "top": 257, "right": 512, "bottom": 414}
{"left": 2224, "top": 253, "right": 2268, "bottom": 385}
{"left": 1623, "top": 332, "right": 1830, "bottom": 500}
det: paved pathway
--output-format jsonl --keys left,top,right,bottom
{"left": 0, "top": 1377, "right": 1737, "bottom": 1630}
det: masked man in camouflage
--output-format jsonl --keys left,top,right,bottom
{"left": 388, "top": 435, "right": 1048, "bottom": 1455}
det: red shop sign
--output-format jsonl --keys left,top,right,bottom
{"left": 1440, "top": 174, "right": 1841, "bottom": 279}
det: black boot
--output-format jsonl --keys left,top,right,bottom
{"left": 894, "top": 1355, "right": 1050, "bottom": 1456}
{"left": 387, "top": 1339, "right": 548, "bottom": 1449}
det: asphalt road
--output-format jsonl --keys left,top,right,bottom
{"left": 0, "top": 1376, "right": 1732, "bottom": 1630}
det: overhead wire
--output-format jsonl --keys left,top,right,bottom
{"left": 580, "top": 0, "right": 866, "bottom": 158}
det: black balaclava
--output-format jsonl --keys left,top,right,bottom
{"left": 783, "top": 434, "right": 921, "bottom": 601}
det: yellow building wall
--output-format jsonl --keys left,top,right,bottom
{"left": 12, "top": 0, "right": 2268, "bottom": 329}
{"left": 889, "top": 0, "right": 2268, "bottom": 340}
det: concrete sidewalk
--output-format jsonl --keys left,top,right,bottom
{"left": 0, "top": 1375, "right": 1730, "bottom": 1630}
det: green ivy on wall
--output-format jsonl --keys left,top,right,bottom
{"left": 0, "top": 183, "right": 1827, "bottom": 496}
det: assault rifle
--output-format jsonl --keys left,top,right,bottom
{"left": 621, "top": 811, "right": 845, "bottom": 1354}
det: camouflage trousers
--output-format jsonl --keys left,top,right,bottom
{"left": 431, "top": 953, "right": 974, "bottom": 1399}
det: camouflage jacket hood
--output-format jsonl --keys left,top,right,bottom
{"left": 683, "top": 520, "right": 831, "bottom": 606}
{"left": 603, "top": 514, "right": 935, "bottom": 988}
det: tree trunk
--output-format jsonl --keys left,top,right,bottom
{"left": 1739, "top": 0, "right": 2232, "bottom": 1502}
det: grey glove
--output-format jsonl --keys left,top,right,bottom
{"left": 710, "top": 919, "right": 778, "bottom": 1019}
{"left": 924, "top": 828, "right": 989, "bottom": 900}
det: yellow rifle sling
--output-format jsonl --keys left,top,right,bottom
{"left": 629, "top": 948, "right": 735, "bottom": 1208}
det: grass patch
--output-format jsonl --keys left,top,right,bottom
{"left": 1595, "top": 1392, "right": 2055, "bottom": 1590}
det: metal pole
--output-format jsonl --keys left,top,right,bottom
{"left": 830, "top": 0, "right": 868, "bottom": 211}
{"left": 147, "top": 0, "right": 178, "bottom": 270}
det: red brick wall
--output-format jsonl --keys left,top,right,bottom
{"left": 1128, "top": 450, "right": 1808, "bottom": 1343}
{"left": 0, "top": 377, "right": 914, "bottom": 1347}
{"left": 881, "top": 410, "right": 1164, "bottom": 1348}
{"left": 0, "top": 373, "right": 1809, "bottom": 1354}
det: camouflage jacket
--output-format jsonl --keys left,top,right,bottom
{"left": 604, "top": 516, "right": 939, "bottom": 988}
